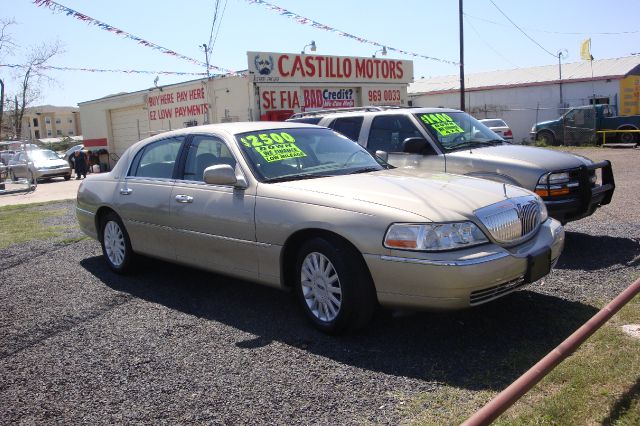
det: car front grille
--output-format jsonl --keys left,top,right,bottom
{"left": 475, "top": 196, "right": 542, "bottom": 245}
{"left": 470, "top": 276, "right": 527, "bottom": 305}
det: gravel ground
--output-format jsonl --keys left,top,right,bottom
{"left": 0, "top": 147, "right": 638, "bottom": 424}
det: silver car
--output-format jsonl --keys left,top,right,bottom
{"left": 478, "top": 118, "right": 513, "bottom": 141}
{"left": 8, "top": 149, "right": 72, "bottom": 183}
{"left": 76, "top": 122, "right": 564, "bottom": 333}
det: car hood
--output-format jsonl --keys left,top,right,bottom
{"left": 534, "top": 119, "right": 560, "bottom": 128}
{"left": 269, "top": 168, "right": 534, "bottom": 222}
{"left": 448, "top": 144, "right": 592, "bottom": 171}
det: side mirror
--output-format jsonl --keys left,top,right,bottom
{"left": 375, "top": 150, "right": 388, "bottom": 162}
{"left": 203, "top": 164, "right": 238, "bottom": 186}
{"left": 402, "top": 137, "right": 428, "bottom": 154}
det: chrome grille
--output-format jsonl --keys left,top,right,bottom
{"left": 475, "top": 196, "right": 542, "bottom": 245}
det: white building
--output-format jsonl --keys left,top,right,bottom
{"left": 79, "top": 51, "right": 413, "bottom": 164}
{"left": 408, "top": 56, "right": 640, "bottom": 142}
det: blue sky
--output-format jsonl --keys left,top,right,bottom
{"left": 2, "top": 0, "right": 639, "bottom": 107}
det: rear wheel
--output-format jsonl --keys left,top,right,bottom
{"left": 295, "top": 237, "right": 376, "bottom": 334}
{"left": 64, "top": 174, "right": 71, "bottom": 181}
{"left": 101, "top": 212, "right": 134, "bottom": 273}
{"left": 618, "top": 129, "right": 638, "bottom": 145}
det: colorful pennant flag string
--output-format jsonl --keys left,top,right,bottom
{"left": 1, "top": 64, "right": 212, "bottom": 76}
{"left": 32, "top": 0, "right": 238, "bottom": 75}
{"left": 244, "top": 0, "right": 459, "bottom": 65}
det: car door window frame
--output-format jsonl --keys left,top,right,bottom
{"left": 176, "top": 132, "right": 245, "bottom": 186}
{"left": 367, "top": 114, "right": 440, "bottom": 155}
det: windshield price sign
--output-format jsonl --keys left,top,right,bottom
{"left": 419, "top": 113, "right": 465, "bottom": 136}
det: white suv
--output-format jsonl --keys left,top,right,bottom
{"left": 287, "top": 107, "right": 615, "bottom": 224}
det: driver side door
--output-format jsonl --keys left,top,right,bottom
{"left": 366, "top": 114, "right": 445, "bottom": 172}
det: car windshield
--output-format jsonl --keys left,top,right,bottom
{"left": 236, "top": 127, "right": 384, "bottom": 182}
{"left": 28, "top": 150, "right": 60, "bottom": 161}
{"left": 414, "top": 112, "right": 505, "bottom": 152}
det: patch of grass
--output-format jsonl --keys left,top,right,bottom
{"left": 493, "top": 295, "right": 640, "bottom": 425}
{"left": 0, "top": 203, "right": 68, "bottom": 248}
{"left": 59, "top": 235, "right": 90, "bottom": 245}
{"left": 404, "top": 295, "right": 640, "bottom": 425}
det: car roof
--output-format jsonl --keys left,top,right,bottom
{"left": 289, "top": 107, "right": 463, "bottom": 121}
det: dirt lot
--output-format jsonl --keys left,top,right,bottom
{"left": 0, "top": 147, "right": 638, "bottom": 424}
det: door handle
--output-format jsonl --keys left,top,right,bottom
{"left": 120, "top": 187, "right": 133, "bottom": 195}
{"left": 175, "top": 194, "right": 194, "bottom": 203}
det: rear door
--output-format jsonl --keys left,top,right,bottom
{"left": 115, "top": 136, "right": 185, "bottom": 260}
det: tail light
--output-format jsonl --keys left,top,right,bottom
{"left": 504, "top": 129, "right": 513, "bottom": 137}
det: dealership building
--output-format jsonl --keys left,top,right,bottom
{"left": 408, "top": 55, "right": 640, "bottom": 143}
{"left": 79, "top": 51, "right": 413, "bottom": 164}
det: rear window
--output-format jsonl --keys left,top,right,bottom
{"left": 329, "top": 116, "right": 364, "bottom": 141}
{"left": 480, "top": 119, "right": 507, "bottom": 127}
{"left": 285, "top": 117, "right": 322, "bottom": 124}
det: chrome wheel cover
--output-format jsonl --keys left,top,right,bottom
{"left": 300, "top": 252, "right": 342, "bottom": 322}
{"left": 104, "top": 220, "right": 126, "bottom": 267}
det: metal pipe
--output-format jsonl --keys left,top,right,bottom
{"left": 462, "top": 277, "right": 640, "bottom": 426}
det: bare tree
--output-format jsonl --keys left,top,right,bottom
{"left": 0, "top": 18, "right": 17, "bottom": 138}
{"left": 13, "top": 40, "right": 62, "bottom": 139}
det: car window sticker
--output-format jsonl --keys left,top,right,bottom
{"left": 419, "top": 113, "right": 465, "bottom": 136}
{"left": 240, "top": 132, "right": 307, "bottom": 163}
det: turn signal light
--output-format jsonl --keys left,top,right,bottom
{"left": 535, "top": 187, "right": 570, "bottom": 197}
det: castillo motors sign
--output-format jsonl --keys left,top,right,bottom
{"left": 248, "top": 51, "right": 413, "bottom": 84}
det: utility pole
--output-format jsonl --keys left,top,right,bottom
{"left": 557, "top": 49, "right": 567, "bottom": 107}
{"left": 459, "top": 0, "right": 465, "bottom": 111}
{"left": 201, "top": 43, "right": 211, "bottom": 78}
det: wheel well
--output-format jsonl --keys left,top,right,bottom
{"left": 94, "top": 206, "right": 118, "bottom": 242}
{"left": 280, "top": 229, "right": 373, "bottom": 291}
{"left": 537, "top": 129, "right": 555, "bottom": 139}
{"left": 617, "top": 124, "right": 638, "bottom": 131}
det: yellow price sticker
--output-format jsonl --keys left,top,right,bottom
{"left": 419, "top": 114, "right": 464, "bottom": 136}
{"left": 255, "top": 143, "right": 307, "bottom": 162}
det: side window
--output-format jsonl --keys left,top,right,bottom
{"left": 367, "top": 115, "right": 422, "bottom": 153}
{"left": 183, "top": 135, "right": 237, "bottom": 182}
{"left": 129, "top": 137, "right": 184, "bottom": 178}
{"left": 329, "top": 116, "right": 364, "bottom": 141}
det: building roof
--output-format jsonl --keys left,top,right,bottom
{"left": 409, "top": 55, "right": 640, "bottom": 95}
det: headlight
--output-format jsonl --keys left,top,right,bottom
{"left": 384, "top": 222, "right": 488, "bottom": 251}
{"left": 537, "top": 197, "right": 549, "bottom": 222}
{"left": 535, "top": 172, "right": 576, "bottom": 197}
{"left": 531, "top": 125, "right": 536, "bottom": 133}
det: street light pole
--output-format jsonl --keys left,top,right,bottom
{"left": 459, "top": 0, "right": 465, "bottom": 111}
{"left": 201, "top": 43, "right": 211, "bottom": 79}
{"left": 557, "top": 49, "right": 567, "bottom": 107}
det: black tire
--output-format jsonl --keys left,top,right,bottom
{"left": 64, "top": 174, "right": 71, "bottom": 181}
{"left": 536, "top": 130, "right": 557, "bottom": 146}
{"left": 618, "top": 130, "right": 638, "bottom": 145}
{"left": 9, "top": 170, "right": 17, "bottom": 182}
{"left": 100, "top": 212, "right": 134, "bottom": 273}
{"left": 295, "top": 236, "right": 376, "bottom": 334}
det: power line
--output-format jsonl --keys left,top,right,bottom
{"left": 210, "top": 0, "right": 228, "bottom": 53}
{"left": 207, "top": 0, "right": 221, "bottom": 52}
{"left": 465, "top": 13, "right": 639, "bottom": 36}
{"left": 488, "top": 0, "right": 556, "bottom": 57}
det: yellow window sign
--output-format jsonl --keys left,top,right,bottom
{"left": 255, "top": 143, "right": 307, "bottom": 162}
{"left": 419, "top": 113, "right": 465, "bottom": 136}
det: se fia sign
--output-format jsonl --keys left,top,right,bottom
{"left": 248, "top": 51, "right": 413, "bottom": 84}
{"left": 260, "top": 87, "right": 356, "bottom": 111}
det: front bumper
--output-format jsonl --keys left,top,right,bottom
{"left": 543, "top": 160, "right": 615, "bottom": 223}
{"left": 365, "top": 218, "right": 564, "bottom": 309}
{"left": 34, "top": 166, "right": 72, "bottom": 180}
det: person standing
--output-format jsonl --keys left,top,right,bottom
{"left": 74, "top": 149, "right": 88, "bottom": 179}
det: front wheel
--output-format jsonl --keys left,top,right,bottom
{"left": 536, "top": 130, "right": 557, "bottom": 146}
{"left": 101, "top": 212, "right": 134, "bottom": 273}
{"left": 295, "top": 237, "right": 376, "bottom": 334}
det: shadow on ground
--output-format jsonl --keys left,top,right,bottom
{"left": 81, "top": 255, "right": 598, "bottom": 392}
{"left": 555, "top": 231, "right": 640, "bottom": 271}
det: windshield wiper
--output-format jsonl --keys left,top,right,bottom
{"left": 448, "top": 139, "right": 503, "bottom": 150}
{"left": 349, "top": 167, "right": 382, "bottom": 175}
{"left": 263, "top": 174, "right": 333, "bottom": 183}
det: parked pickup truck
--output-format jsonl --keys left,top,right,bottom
{"left": 531, "top": 104, "right": 640, "bottom": 146}
{"left": 287, "top": 107, "right": 615, "bottom": 224}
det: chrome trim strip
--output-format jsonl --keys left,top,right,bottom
{"left": 75, "top": 206, "right": 95, "bottom": 217}
{"left": 380, "top": 251, "right": 509, "bottom": 266}
{"left": 176, "top": 228, "right": 271, "bottom": 247}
